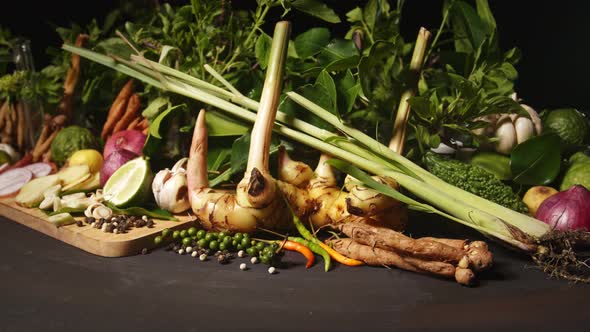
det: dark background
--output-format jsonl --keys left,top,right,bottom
{"left": 3, "top": 0, "right": 590, "bottom": 111}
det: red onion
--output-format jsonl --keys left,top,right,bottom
{"left": 536, "top": 185, "right": 590, "bottom": 231}
{"left": 103, "top": 130, "right": 146, "bottom": 159}
{"left": 100, "top": 149, "right": 139, "bottom": 187}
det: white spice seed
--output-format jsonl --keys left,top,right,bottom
{"left": 199, "top": 253, "right": 207, "bottom": 261}
{"left": 90, "top": 222, "right": 96, "bottom": 227}
{"left": 239, "top": 263, "right": 247, "bottom": 271}
{"left": 101, "top": 224, "right": 108, "bottom": 232}
{"left": 142, "top": 215, "right": 148, "bottom": 221}
{"left": 250, "top": 257, "right": 258, "bottom": 264}
{"left": 178, "top": 249, "right": 185, "bottom": 255}
{"left": 237, "top": 250, "right": 245, "bottom": 258}
{"left": 113, "top": 222, "right": 118, "bottom": 227}
{"left": 186, "top": 247, "right": 193, "bottom": 253}
{"left": 111, "top": 217, "right": 117, "bottom": 222}
{"left": 191, "top": 251, "right": 198, "bottom": 258}
{"left": 268, "top": 266, "right": 276, "bottom": 274}
{"left": 113, "top": 228, "right": 119, "bottom": 234}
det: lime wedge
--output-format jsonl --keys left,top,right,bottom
{"left": 104, "top": 157, "right": 153, "bottom": 207}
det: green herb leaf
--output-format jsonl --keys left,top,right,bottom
{"left": 294, "top": 28, "right": 331, "bottom": 59}
{"left": 475, "top": 0, "right": 496, "bottom": 33}
{"left": 206, "top": 111, "right": 249, "bottom": 137}
{"left": 255, "top": 32, "right": 272, "bottom": 69}
{"left": 142, "top": 96, "right": 170, "bottom": 119}
{"left": 106, "top": 203, "right": 178, "bottom": 221}
{"left": 358, "top": 41, "right": 404, "bottom": 112}
{"left": 449, "top": 1, "right": 488, "bottom": 53}
{"left": 317, "top": 39, "right": 359, "bottom": 71}
{"left": 148, "top": 104, "right": 185, "bottom": 139}
{"left": 334, "top": 70, "right": 360, "bottom": 114}
{"left": 511, "top": 133, "right": 562, "bottom": 185}
{"left": 315, "top": 70, "right": 337, "bottom": 113}
{"left": 292, "top": 0, "right": 341, "bottom": 24}
{"left": 143, "top": 104, "right": 185, "bottom": 157}
{"left": 346, "top": 7, "right": 363, "bottom": 23}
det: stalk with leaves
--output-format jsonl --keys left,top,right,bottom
{"left": 186, "top": 22, "right": 292, "bottom": 232}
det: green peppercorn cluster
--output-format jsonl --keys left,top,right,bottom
{"left": 154, "top": 226, "right": 280, "bottom": 265}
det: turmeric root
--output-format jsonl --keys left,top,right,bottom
{"left": 102, "top": 79, "right": 134, "bottom": 140}
{"left": 0, "top": 100, "right": 7, "bottom": 131}
{"left": 16, "top": 102, "right": 25, "bottom": 150}
{"left": 329, "top": 238, "right": 475, "bottom": 285}
{"left": 56, "top": 34, "right": 88, "bottom": 118}
{"left": 126, "top": 116, "right": 141, "bottom": 130}
{"left": 136, "top": 117, "right": 150, "bottom": 130}
{"left": 32, "top": 130, "right": 59, "bottom": 162}
{"left": 332, "top": 221, "right": 493, "bottom": 272}
{"left": 113, "top": 93, "right": 141, "bottom": 134}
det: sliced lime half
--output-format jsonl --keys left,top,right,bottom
{"left": 104, "top": 157, "right": 153, "bottom": 207}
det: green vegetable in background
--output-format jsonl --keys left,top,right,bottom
{"left": 469, "top": 152, "right": 512, "bottom": 180}
{"left": 50, "top": 125, "right": 98, "bottom": 166}
{"left": 560, "top": 152, "right": 590, "bottom": 191}
{"left": 424, "top": 152, "right": 529, "bottom": 214}
{"left": 543, "top": 108, "right": 589, "bottom": 151}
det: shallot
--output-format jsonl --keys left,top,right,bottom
{"left": 0, "top": 168, "right": 33, "bottom": 197}
{"left": 536, "top": 185, "right": 590, "bottom": 231}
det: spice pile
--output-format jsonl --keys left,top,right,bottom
{"left": 77, "top": 214, "right": 155, "bottom": 234}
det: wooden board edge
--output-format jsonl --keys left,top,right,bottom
{"left": 0, "top": 199, "right": 193, "bottom": 257}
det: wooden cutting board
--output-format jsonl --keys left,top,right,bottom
{"left": 0, "top": 198, "right": 194, "bottom": 257}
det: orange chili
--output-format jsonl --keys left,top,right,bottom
{"left": 280, "top": 240, "right": 315, "bottom": 268}
{"left": 317, "top": 241, "right": 364, "bottom": 267}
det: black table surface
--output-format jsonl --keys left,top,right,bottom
{"left": 2, "top": 214, "right": 589, "bottom": 332}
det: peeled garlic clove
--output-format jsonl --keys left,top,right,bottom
{"left": 92, "top": 205, "right": 112, "bottom": 220}
{"left": 514, "top": 116, "right": 535, "bottom": 144}
{"left": 521, "top": 103, "right": 543, "bottom": 135}
{"left": 85, "top": 202, "right": 102, "bottom": 218}
{"left": 494, "top": 118, "right": 517, "bottom": 155}
{"left": 159, "top": 173, "right": 190, "bottom": 213}
{"left": 152, "top": 169, "right": 172, "bottom": 206}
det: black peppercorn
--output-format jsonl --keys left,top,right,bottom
{"left": 76, "top": 220, "right": 83, "bottom": 227}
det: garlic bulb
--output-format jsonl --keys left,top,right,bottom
{"left": 152, "top": 158, "right": 190, "bottom": 213}
{"left": 473, "top": 94, "right": 542, "bottom": 155}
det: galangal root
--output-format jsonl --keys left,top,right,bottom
{"left": 277, "top": 149, "right": 407, "bottom": 231}
{"left": 187, "top": 110, "right": 290, "bottom": 232}
{"left": 187, "top": 21, "right": 292, "bottom": 233}
{"left": 328, "top": 221, "right": 493, "bottom": 285}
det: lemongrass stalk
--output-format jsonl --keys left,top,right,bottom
{"left": 389, "top": 27, "right": 431, "bottom": 153}
{"left": 132, "top": 57, "right": 260, "bottom": 110}
{"left": 203, "top": 64, "right": 243, "bottom": 98}
{"left": 129, "top": 55, "right": 234, "bottom": 100}
{"left": 247, "top": 21, "right": 290, "bottom": 173}
{"left": 286, "top": 91, "right": 550, "bottom": 238}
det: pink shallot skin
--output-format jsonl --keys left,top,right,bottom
{"left": 536, "top": 185, "right": 590, "bottom": 231}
